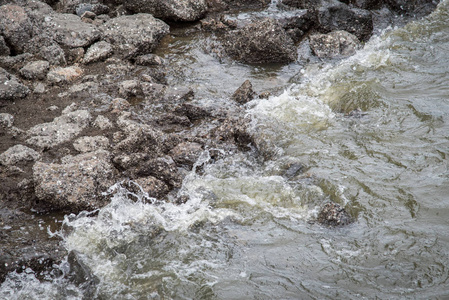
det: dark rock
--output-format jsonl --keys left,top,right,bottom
{"left": 0, "top": 35, "right": 10, "bottom": 56}
{"left": 24, "top": 35, "right": 67, "bottom": 66}
{"left": 224, "top": 0, "right": 271, "bottom": 10}
{"left": 278, "top": 0, "right": 321, "bottom": 9}
{"left": 224, "top": 18, "right": 297, "bottom": 64}
{"left": 317, "top": 202, "right": 353, "bottom": 227}
{"left": 206, "top": 0, "right": 229, "bottom": 12}
{"left": 101, "top": 14, "right": 169, "bottom": 57}
{"left": 0, "top": 5, "right": 32, "bottom": 54}
{"left": 136, "top": 156, "right": 182, "bottom": 188}
{"left": 385, "top": 0, "right": 440, "bottom": 15}
{"left": 340, "top": 0, "right": 384, "bottom": 10}
{"left": 124, "top": 0, "right": 208, "bottom": 22}
{"left": 67, "top": 250, "right": 99, "bottom": 299}
{"left": 126, "top": 177, "right": 170, "bottom": 199}
{"left": 169, "top": 142, "right": 203, "bottom": 168}
{"left": 33, "top": 150, "right": 115, "bottom": 211}
{"left": 279, "top": 9, "right": 317, "bottom": 43}
{"left": 19, "top": 60, "right": 50, "bottom": 80}
{"left": 0, "top": 67, "right": 29, "bottom": 100}
{"left": 309, "top": 30, "right": 360, "bottom": 58}
{"left": 232, "top": 80, "right": 256, "bottom": 105}
{"left": 200, "top": 15, "right": 237, "bottom": 32}
{"left": 174, "top": 103, "right": 212, "bottom": 121}
{"left": 317, "top": 2, "right": 373, "bottom": 41}
{"left": 134, "top": 54, "right": 165, "bottom": 66}
{"left": 209, "top": 117, "right": 253, "bottom": 151}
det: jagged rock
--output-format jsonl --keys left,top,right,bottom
{"left": 169, "top": 142, "right": 203, "bottom": 169}
{"left": 101, "top": 14, "right": 169, "bottom": 57}
{"left": 130, "top": 176, "right": 170, "bottom": 199}
{"left": 124, "top": 0, "right": 208, "bottom": 22}
{"left": 83, "top": 41, "right": 113, "bottom": 64}
{"left": 279, "top": 9, "right": 317, "bottom": 43}
{"left": 0, "top": 5, "right": 32, "bottom": 54}
{"left": 19, "top": 60, "right": 50, "bottom": 80}
{"left": 317, "top": 2, "right": 373, "bottom": 41}
{"left": 119, "top": 80, "right": 144, "bottom": 99}
{"left": 75, "top": 3, "right": 109, "bottom": 16}
{"left": 223, "top": 18, "right": 297, "bottom": 64}
{"left": 309, "top": 30, "right": 360, "bottom": 58}
{"left": 136, "top": 156, "right": 182, "bottom": 188}
{"left": 93, "top": 115, "right": 113, "bottom": 130}
{"left": 385, "top": 0, "right": 439, "bottom": 15}
{"left": 0, "top": 36, "right": 10, "bottom": 56}
{"left": 232, "top": 80, "right": 256, "bottom": 105}
{"left": 0, "top": 67, "right": 29, "bottom": 100}
{"left": 24, "top": 35, "right": 67, "bottom": 66}
{"left": 205, "top": 0, "right": 228, "bottom": 12}
{"left": 73, "top": 136, "right": 109, "bottom": 153}
{"left": 174, "top": 103, "right": 212, "bottom": 121}
{"left": 33, "top": 150, "right": 115, "bottom": 211}
{"left": 26, "top": 109, "right": 91, "bottom": 149}
{"left": 0, "top": 145, "right": 40, "bottom": 166}
{"left": 317, "top": 202, "right": 353, "bottom": 227}
{"left": 0, "top": 113, "right": 14, "bottom": 128}
{"left": 47, "top": 66, "right": 83, "bottom": 84}
{"left": 278, "top": 0, "right": 320, "bottom": 9}
{"left": 134, "top": 54, "right": 165, "bottom": 66}
{"left": 200, "top": 15, "right": 237, "bottom": 32}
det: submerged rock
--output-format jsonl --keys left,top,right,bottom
{"left": 317, "top": 202, "right": 354, "bottom": 227}
{"left": 124, "top": 0, "right": 208, "bottom": 22}
{"left": 309, "top": 30, "right": 360, "bottom": 58}
{"left": 232, "top": 80, "right": 256, "bottom": 105}
{"left": 224, "top": 18, "right": 297, "bottom": 64}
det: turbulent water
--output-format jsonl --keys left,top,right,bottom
{"left": 3, "top": 1, "right": 449, "bottom": 299}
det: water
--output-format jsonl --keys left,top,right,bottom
{"left": 2, "top": 1, "right": 449, "bottom": 299}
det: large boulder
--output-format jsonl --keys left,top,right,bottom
{"left": 0, "top": 67, "right": 29, "bottom": 101}
{"left": 33, "top": 150, "right": 115, "bottom": 211}
{"left": 309, "top": 30, "right": 360, "bottom": 58}
{"left": 124, "top": 0, "right": 208, "bottom": 22}
{"left": 101, "top": 14, "right": 169, "bottom": 57}
{"left": 317, "top": 2, "right": 373, "bottom": 41}
{"left": 224, "top": 18, "right": 297, "bottom": 64}
{"left": 0, "top": 5, "right": 32, "bottom": 54}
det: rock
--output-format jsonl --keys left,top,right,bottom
{"left": 113, "top": 123, "right": 163, "bottom": 155}
{"left": 0, "top": 113, "right": 14, "bottom": 127}
{"left": 19, "top": 60, "right": 50, "bottom": 80}
{"left": 136, "top": 156, "right": 182, "bottom": 188}
{"left": 66, "top": 250, "right": 99, "bottom": 299}
{"left": 124, "top": 0, "right": 208, "bottom": 22}
{"left": 93, "top": 115, "right": 113, "bottom": 130}
{"left": 340, "top": 0, "right": 383, "bottom": 10}
{"left": 109, "top": 98, "right": 131, "bottom": 113}
{"left": 317, "top": 2, "right": 373, "bottom": 42}
{"left": 118, "top": 80, "right": 144, "bottom": 100}
{"left": 317, "top": 202, "right": 353, "bottom": 227}
{"left": 169, "top": 142, "right": 203, "bottom": 168}
{"left": 0, "top": 35, "right": 10, "bottom": 56}
{"left": 232, "top": 80, "right": 256, "bottom": 105}
{"left": 40, "top": 13, "right": 101, "bottom": 49}
{"left": 309, "top": 30, "right": 360, "bottom": 58}
{"left": 0, "top": 67, "right": 30, "bottom": 100}
{"left": 26, "top": 109, "right": 91, "bottom": 149}
{"left": 75, "top": 3, "right": 109, "bottom": 16}
{"left": 24, "top": 35, "right": 67, "bottom": 66}
{"left": 132, "top": 176, "right": 170, "bottom": 199}
{"left": 223, "top": 18, "right": 297, "bottom": 64}
{"left": 33, "top": 82, "right": 46, "bottom": 94}
{"left": 206, "top": 0, "right": 228, "bottom": 12}
{"left": 83, "top": 41, "right": 113, "bottom": 64}
{"left": 73, "top": 136, "right": 109, "bottom": 153}
{"left": 279, "top": 9, "right": 317, "bottom": 43}
{"left": 33, "top": 150, "right": 115, "bottom": 211}
{"left": 200, "top": 15, "right": 237, "bottom": 32}
{"left": 134, "top": 54, "right": 165, "bottom": 66}
{"left": 0, "top": 145, "right": 40, "bottom": 166}
{"left": 47, "top": 66, "right": 83, "bottom": 84}
{"left": 385, "top": 0, "right": 439, "bottom": 15}
{"left": 278, "top": 0, "right": 321, "bottom": 9}
{"left": 101, "top": 14, "right": 169, "bottom": 57}
{"left": 0, "top": 5, "right": 32, "bottom": 54}
{"left": 225, "top": 0, "right": 271, "bottom": 10}
{"left": 174, "top": 103, "right": 212, "bottom": 121}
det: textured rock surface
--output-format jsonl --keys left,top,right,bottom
{"left": 309, "top": 30, "right": 360, "bottom": 58}
{"left": 0, "top": 145, "right": 40, "bottom": 166}
{"left": 224, "top": 18, "right": 297, "bottom": 64}
{"left": 124, "top": 0, "right": 208, "bottom": 22}
{"left": 19, "top": 60, "right": 50, "bottom": 80}
{"left": 33, "top": 150, "right": 115, "bottom": 211}
{"left": 232, "top": 80, "right": 256, "bottom": 104}
{"left": 0, "top": 67, "right": 29, "bottom": 100}
{"left": 47, "top": 66, "right": 83, "bottom": 84}
{"left": 169, "top": 142, "right": 203, "bottom": 168}
{"left": 317, "top": 202, "right": 353, "bottom": 227}
{"left": 73, "top": 136, "right": 110, "bottom": 153}
{"left": 0, "top": 5, "right": 32, "bottom": 53}
{"left": 83, "top": 41, "right": 113, "bottom": 64}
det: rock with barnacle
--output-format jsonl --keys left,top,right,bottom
{"left": 317, "top": 202, "right": 353, "bottom": 227}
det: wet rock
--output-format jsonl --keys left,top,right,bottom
{"left": 101, "top": 14, "right": 169, "bottom": 57}
{"left": 0, "top": 67, "right": 30, "bottom": 100}
{"left": 24, "top": 35, "right": 67, "bottom": 66}
{"left": 225, "top": 0, "right": 271, "bottom": 10}
{"left": 163, "top": 86, "right": 194, "bottom": 102}
{"left": 232, "top": 80, "right": 256, "bottom": 105}
{"left": 47, "top": 66, "right": 83, "bottom": 84}
{"left": 0, "top": 145, "right": 40, "bottom": 166}
{"left": 340, "top": 0, "right": 383, "bottom": 10}
{"left": 174, "top": 103, "right": 212, "bottom": 121}
{"left": 279, "top": 9, "right": 317, "bottom": 43}
{"left": 134, "top": 54, "right": 165, "bottom": 66}
{"left": 26, "top": 108, "right": 91, "bottom": 149}
{"left": 119, "top": 80, "right": 144, "bottom": 100}
{"left": 113, "top": 152, "right": 152, "bottom": 172}
{"left": 0, "top": 113, "right": 14, "bottom": 128}
{"left": 0, "top": 5, "right": 32, "bottom": 54}
{"left": 209, "top": 117, "right": 253, "bottom": 151}
{"left": 223, "top": 18, "right": 297, "bottom": 64}
{"left": 19, "top": 60, "right": 50, "bottom": 80}
{"left": 278, "top": 0, "right": 321, "bottom": 9}
{"left": 136, "top": 156, "right": 182, "bottom": 188}
{"left": 317, "top": 202, "right": 353, "bottom": 227}
{"left": 317, "top": 2, "right": 373, "bottom": 41}
{"left": 206, "top": 0, "right": 228, "bottom": 12}
{"left": 93, "top": 115, "right": 113, "bottom": 130}
{"left": 67, "top": 250, "right": 99, "bottom": 299}
{"left": 0, "top": 36, "right": 10, "bottom": 56}
{"left": 83, "top": 41, "right": 113, "bottom": 64}
{"left": 128, "top": 176, "right": 170, "bottom": 199}
{"left": 385, "top": 0, "right": 439, "bottom": 15}
{"left": 169, "top": 142, "right": 203, "bottom": 168}
{"left": 200, "top": 15, "right": 237, "bottom": 32}
{"left": 41, "top": 13, "right": 101, "bottom": 49}
{"left": 33, "top": 150, "right": 115, "bottom": 211}
{"left": 124, "top": 0, "right": 208, "bottom": 22}
{"left": 309, "top": 30, "right": 360, "bottom": 58}
{"left": 73, "top": 136, "right": 109, "bottom": 153}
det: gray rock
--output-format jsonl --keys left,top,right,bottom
{"left": 340, "top": 0, "right": 383, "bottom": 10}
{"left": 309, "top": 30, "right": 360, "bottom": 58}
{"left": 317, "top": 202, "right": 353, "bottom": 227}
{"left": 278, "top": 0, "right": 321, "bottom": 9}
{"left": 93, "top": 115, "right": 113, "bottom": 130}
{"left": 73, "top": 136, "right": 109, "bottom": 153}
{"left": 317, "top": 2, "right": 373, "bottom": 42}
{"left": 224, "top": 18, "right": 297, "bottom": 64}
{"left": 47, "top": 66, "right": 84, "bottom": 84}
{"left": 0, "top": 113, "right": 14, "bottom": 128}
{"left": 385, "top": 0, "right": 439, "bottom": 15}
{"left": 134, "top": 54, "right": 165, "bottom": 66}
{"left": 41, "top": 13, "right": 101, "bottom": 49}
{"left": 83, "top": 41, "right": 113, "bottom": 64}
{"left": 136, "top": 156, "right": 182, "bottom": 188}
{"left": 127, "top": 177, "right": 170, "bottom": 199}
{"left": 109, "top": 98, "right": 131, "bottom": 113}
{"left": 0, "top": 144, "right": 40, "bottom": 166}
{"left": 124, "top": 0, "right": 208, "bottom": 22}
{"left": 0, "top": 5, "right": 32, "bottom": 53}
{"left": 26, "top": 109, "right": 91, "bottom": 149}
{"left": 279, "top": 9, "right": 317, "bottom": 43}
{"left": 19, "top": 60, "right": 50, "bottom": 80}
{"left": 101, "top": 14, "right": 169, "bottom": 57}
{"left": 169, "top": 142, "right": 203, "bottom": 168}
{"left": 33, "top": 150, "right": 115, "bottom": 211}
{"left": 0, "top": 67, "right": 30, "bottom": 100}
{"left": 0, "top": 35, "right": 10, "bottom": 56}
{"left": 232, "top": 80, "right": 256, "bottom": 105}
{"left": 34, "top": 82, "right": 46, "bottom": 94}
{"left": 24, "top": 35, "right": 66, "bottom": 66}
{"left": 75, "top": 3, "right": 109, "bottom": 16}
{"left": 118, "top": 80, "right": 144, "bottom": 99}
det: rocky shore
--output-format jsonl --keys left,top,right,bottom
{"left": 0, "top": 0, "right": 439, "bottom": 286}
